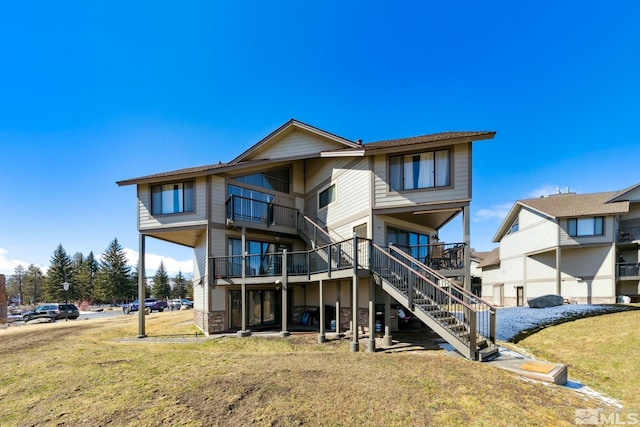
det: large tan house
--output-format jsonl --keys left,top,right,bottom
{"left": 480, "top": 184, "right": 640, "bottom": 306}
{"left": 118, "top": 119, "right": 497, "bottom": 359}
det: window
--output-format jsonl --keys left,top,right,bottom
{"left": 507, "top": 217, "right": 519, "bottom": 235}
{"left": 319, "top": 184, "right": 336, "bottom": 209}
{"left": 389, "top": 149, "right": 450, "bottom": 191}
{"left": 568, "top": 217, "right": 604, "bottom": 237}
{"left": 387, "top": 226, "right": 429, "bottom": 261}
{"left": 151, "top": 181, "right": 194, "bottom": 215}
{"left": 234, "top": 167, "right": 290, "bottom": 193}
{"left": 228, "top": 238, "right": 291, "bottom": 276}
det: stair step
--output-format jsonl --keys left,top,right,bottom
{"left": 476, "top": 339, "right": 489, "bottom": 349}
{"left": 439, "top": 316, "right": 458, "bottom": 325}
{"left": 477, "top": 346, "right": 499, "bottom": 362}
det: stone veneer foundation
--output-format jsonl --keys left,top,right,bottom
{"left": 194, "top": 310, "right": 226, "bottom": 334}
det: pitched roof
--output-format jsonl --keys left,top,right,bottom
{"left": 362, "top": 131, "right": 496, "bottom": 152}
{"left": 606, "top": 182, "right": 640, "bottom": 203}
{"left": 519, "top": 191, "right": 629, "bottom": 218}
{"left": 230, "top": 119, "right": 360, "bottom": 164}
{"left": 477, "top": 247, "right": 500, "bottom": 268}
{"left": 117, "top": 121, "right": 496, "bottom": 186}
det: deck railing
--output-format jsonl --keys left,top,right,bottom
{"left": 387, "top": 244, "right": 495, "bottom": 342}
{"left": 617, "top": 262, "right": 640, "bottom": 277}
{"left": 392, "top": 242, "right": 465, "bottom": 270}
{"left": 618, "top": 226, "right": 640, "bottom": 243}
{"left": 225, "top": 195, "right": 298, "bottom": 228}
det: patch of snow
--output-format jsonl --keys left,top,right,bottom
{"left": 496, "top": 304, "right": 621, "bottom": 342}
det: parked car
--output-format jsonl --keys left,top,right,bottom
{"left": 23, "top": 303, "right": 80, "bottom": 321}
{"left": 122, "top": 298, "right": 168, "bottom": 314}
{"left": 168, "top": 299, "right": 194, "bottom": 310}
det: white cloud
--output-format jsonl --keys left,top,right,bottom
{"left": 0, "top": 248, "right": 46, "bottom": 276}
{"left": 123, "top": 248, "right": 193, "bottom": 277}
{"left": 526, "top": 185, "right": 561, "bottom": 199}
{"left": 473, "top": 203, "right": 513, "bottom": 223}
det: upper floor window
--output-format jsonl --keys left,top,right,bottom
{"left": 234, "top": 167, "right": 290, "bottom": 193}
{"left": 151, "top": 181, "right": 194, "bottom": 215}
{"left": 507, "top": 217, "right": 519, "bottom": 235}
{"left": 568, "top": 217, "right": 604, "bottom": 237}
{"left": 319, "top": 184, "right": 336, "bottom": 209}
{"left": 389, "top": 149, "right": 450, "bottom": 191}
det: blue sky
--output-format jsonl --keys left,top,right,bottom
{"left": 1, "top": 1, "right": 639, "bottom": 276}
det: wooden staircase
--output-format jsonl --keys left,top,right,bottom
{"left": 371, "top": 243, "right": 498, "bottom": 361}
{"left": 296, "top": 216, "right": 497, "bottom": 361}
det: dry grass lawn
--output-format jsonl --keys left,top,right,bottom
{"left": 0, "top": 309, "right": 627, "bottom": 426}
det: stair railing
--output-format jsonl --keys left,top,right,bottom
{"left": 370, "top": 243, "right": 477, "bottom": 352}
{"left": 387, "top": 244, "right": 495, "bottom": 344}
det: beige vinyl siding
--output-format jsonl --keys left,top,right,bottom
{"left": 373, "top": 143, "right": 471, "bottom": 208}
{"left": 193, "top": 232, "right": 207, "bottom": 283}
{"left": 314, "top": 158, "right": 371, "bottom": 240}
{"left": 500, "top": 208, "right": 558, "bottom": 258}
{"left": 559, "top": 216, "right": 616, "bottom": 246}
{"left": 249, "top": 129, "right": 347, "bottom": 160}
{"left": 138, "top": 177, "right": 207, "bottom": 230}
{"left": 305, "top": 157, "right": 354, "bottom": 194}
{"left": 209, "top": 228, "right": 226, "bottom": 258}
{"left": 210, "top": 175, "right": 226, "bottom": 224}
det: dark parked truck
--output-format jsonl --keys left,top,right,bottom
{"left": 123, "top": 298, "right": 168, "bottom": 314}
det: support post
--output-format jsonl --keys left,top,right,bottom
{"left": 367, "top": 278, "right": 376, "bottom": 352}
{"left": 318, "top": 279, "right": 326, "bottom": 343}
{"left": 463, "top": 205, "right": 471, "bottom": 294}
{"left": 350, "top": 233, "right": 360, "bottom": 352}
{"left": 238, "top": 227, "right": 251, "bottom": 337}
{"left": 137, "top": 234, "right": 146, "bottom": 338}
{"left": 383, "top": 293, "right": 392, "bottom": 347}
{"left": 280, "top": 249, "right": 290, "bottom": 337}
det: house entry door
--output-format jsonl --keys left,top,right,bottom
{"left": 516, "top": 286, "right": 524, "bottom": 307}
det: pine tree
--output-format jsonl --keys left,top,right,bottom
{"left": 73, "top": 251, "right": 99, "bottom": 302}
{"left": 44, "top": 244, "right": 74, "bottom": 302}
{"left": 153, "top": 261, "right": 171, "bottom": 299}
{"left": 23, "top": 264, "right": 44, "bottom": 304}
{"left": 172, "top": 270, "right": 188, "bottom": 299}
{"left": 95, "top": 238, "right": 131, "bottom": 304}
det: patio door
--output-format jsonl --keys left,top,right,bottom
{"left": 229, "top": 290, "right": 280, "bottom": 329}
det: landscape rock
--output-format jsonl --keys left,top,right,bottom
{"left": 527, "top": 294, "right": 564, "bottom": 308}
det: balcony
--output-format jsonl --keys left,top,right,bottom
{"left": 617, "top": 262, "right": 640, "bottom": 279}
{"left": 618, "top": 226, "right": 640, "bottom": 243}
{"left": 225, "top": 195, "right": 299, "bottom": 235}
{"left": 211, "top": 238, "right": 365, "bottom": 283}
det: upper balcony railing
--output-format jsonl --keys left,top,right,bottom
{"left": 225, "top": 195, "right": 298, "bottom": 230}
{"left": 392, "top": 242, "right": 465, "bottom": 271}
{"left": 618, "top": 226, "right": 640, "bottom": 243}
{"left": 211, "top": 238, "right": 365, "bottom": 280}
{"left": 617, "top": 262, "right": 640, "bottom": 278}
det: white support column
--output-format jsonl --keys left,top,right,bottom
{"left": 137, "top": 233, "right": 146, "bottom": 338}
{"left": 556, "top": 247, "right": 562, "bottom": 296}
